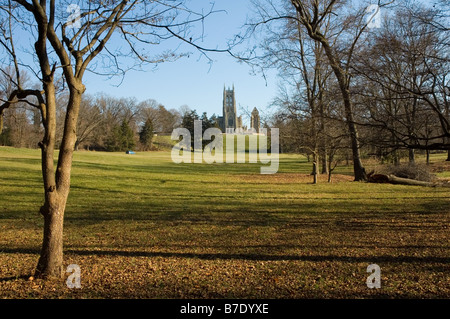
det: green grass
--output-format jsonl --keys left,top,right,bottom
{"left": 0, "top": 146, "right": 449, "bottom": 298}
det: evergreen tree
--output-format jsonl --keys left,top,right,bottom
{"left": 181, "top": 110, "right": 199, "bottom": 150}
{"left": 105, "top": 120, "right": 135, "bottom": 152}
{"left": 0, "top": 126, "right": 12, "bottom": 146}
{"left": 139, "top": 119, "right": 154, "bottom": 151}
{"left": 180, "top": 110, "right": 220, "bottom": 150}
{"left": 120, "top": 120, "right": 135, "bottom": 151}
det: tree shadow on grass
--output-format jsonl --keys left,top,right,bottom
{"left": 0, "top": 275, "right": 31, "bottom": 282}
{"left": 66, "top": 249, "right": 450, "bottom": 264}
{"left": 2, "top": 248, "right": 450, "bottom": 264}
{"left": 1, "top": 247, "right": 449, "bottom": 264}
{"left": 2, "top": 247, "right": 448, "bottom": 284}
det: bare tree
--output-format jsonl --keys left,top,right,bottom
{"left": 286, "top": 0, "right": 384, "bottom": 181}
{"left": 0, "top": 66, "right": 39, "bottom": 147}
{"left": 74, "top": 94, "right": 103, "bottom": 150}
{"left": 256, "top": 0, "right": 334, "bottom": 181}
{"left": 353, "top": 1, "right": 449, "bottom": 159}
{"left": 0, "top": 0, "right": 217, "bottom": 278}
{"left": 241, "top": 0, "right": 394, "bottom": 180}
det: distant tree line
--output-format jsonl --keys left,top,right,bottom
{"left": 1, "top": 0, "right": 448, "bottom": 168}
{"left": 0, "top": 81, "right": 225, "bottom": 152}
{"left": 180, "top": 109, "right": 221, "bottom": 149}
{"left": 0, "top": 89, "right": 186, "bottom": 152}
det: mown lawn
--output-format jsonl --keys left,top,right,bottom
{"left": 0, "top": 147, "right": 449, "bottom": 298}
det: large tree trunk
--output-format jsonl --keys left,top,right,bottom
{"left": 347, "top": 117, "right": 366, "bottom": 181}
{"left": 320, "top": 41, "right": 367, "bottom": 181}
{"left": 35, "top": 86, "right": 82, "bottom": 278}
{"left": 35, "top": 198, "right": 66, "bottom": 278}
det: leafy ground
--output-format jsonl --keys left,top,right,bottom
{"left": 0, "top": 147, "right": 449, "bottom": 298}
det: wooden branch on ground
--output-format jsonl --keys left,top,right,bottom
{"left": 367, "top": 173, "right": 449, "bottom": 187}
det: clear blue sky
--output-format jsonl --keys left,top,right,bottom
{"left": 82, "top": 0, "right": 279, "bottom": 125}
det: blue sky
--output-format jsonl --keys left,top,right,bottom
{"left": 82, "top": 1, "right": 280, "bottom": 125}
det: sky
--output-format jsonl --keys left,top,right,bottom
{"left": 82, "top": 1, "right": 280, "bottom": 126}
{"left": 7, "top": 0, "right": 439, "bottom": 127}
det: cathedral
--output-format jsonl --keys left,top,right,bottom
{"left": 218, "top": 85, "right": 260, "bottom": 134}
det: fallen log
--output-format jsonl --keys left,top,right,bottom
{"left": 385, "top": 174, "right": 435, "bottom": 187}
{"left": 368, "top": 173, "right": 448, "bottom": 187}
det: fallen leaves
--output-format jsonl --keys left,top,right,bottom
{"left": 1, "top": 150, "right": 449, "bottom": 298}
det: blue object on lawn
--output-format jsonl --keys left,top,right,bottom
{"left": 126, "top": 150, "right": 135, "bottom": 154}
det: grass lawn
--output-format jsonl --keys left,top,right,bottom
{"left": 0, "top": 147, "right": 449, "bottom": 298}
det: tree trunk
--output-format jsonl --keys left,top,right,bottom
{"left": 35, "top": 198, "right": 66, "bottom": 278}
{"left": 409, "top": 149, "right": 415, "bottom": 163}
{"left": 327, "top": 163, "right": 333, "bottom": 183}
{"left": 320, "top": 40, "right": 366, "bottom": 181}
{"left": 312, "top": 159, "right": 318, "bottom": 184}
{"left": 319, "top": 101, "right": 328, "bottom": 175}
{"left": 446, "top": 137, "right": 450, "bottom": 161}
{"left": 319, "top": 128, "right": 328, "bottom": 174}
{"left": 327, "top": 153, "right": 335, "bottom": 183}
{"left": 321, "top": 150, "right": 328, "bottom": 175}
{"left": 393, "top": 150, "right": 400, "bottom": 166}
{"left": 34, "top": 85, "right": 82, "bottom": 278}
{"left": 348, "top": 125, "right": 366, "bottom": 181}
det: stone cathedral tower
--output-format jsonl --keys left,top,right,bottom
{"left": 220, "top": 85, "right": 239, "bottom": 133}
